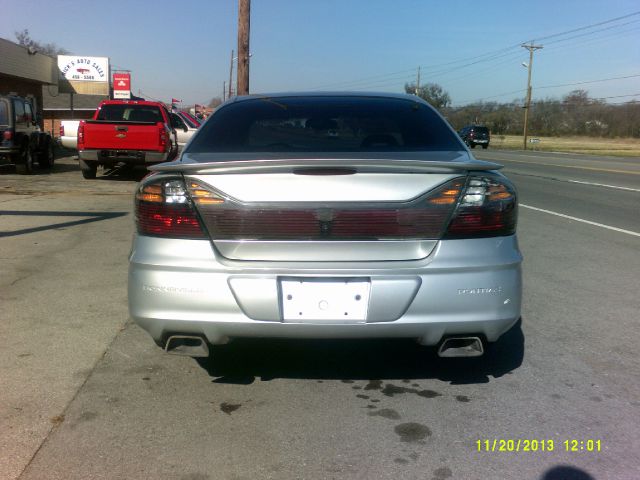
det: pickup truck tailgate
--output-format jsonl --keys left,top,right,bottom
{"left": 82, "top": 121, "right": 163, "bottom": 152}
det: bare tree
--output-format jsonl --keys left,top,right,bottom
{"left": 14, "top": 28, "right": 69, "bottom": 56}
{"left": 405, "top": 82, "right": 451, "bottom": 110}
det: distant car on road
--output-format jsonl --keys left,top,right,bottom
{"left": 0, "top": 94, "right": 54, "bottom": 174}
{"left": 458, "top": 125, "right": 490, "bottom": 149}
{"left": 128, "top": 93, "right": 522, "bottom": 360}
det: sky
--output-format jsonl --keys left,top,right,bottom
{"left": 1, "top": 0, "right": 639, "bottom": 106}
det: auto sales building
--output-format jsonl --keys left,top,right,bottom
{"left": 1, "top": 37, "right": 108, "bottom": 136}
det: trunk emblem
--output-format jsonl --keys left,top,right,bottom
{"left": 116, "top": 133, "right": 126, "bottom": 138}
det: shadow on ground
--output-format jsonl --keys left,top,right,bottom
{"left": 197, "top": 319, "right": 524, "bottom": 385}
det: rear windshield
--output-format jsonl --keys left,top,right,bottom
{"left": 0, "top": 100, "right": 8, "bottom": 126}
{"left": 186, "top": 96, "right": 463, "bottom": 153}
{"left": 96, "top": 104, "right": 163, "bottom": 123}
{"left": 472, "top": 127, "right": 489, "bottom": 134}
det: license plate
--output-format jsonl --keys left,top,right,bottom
{"left": 280, "top": 278, "right": 370, "bottom": 322}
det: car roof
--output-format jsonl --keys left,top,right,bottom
{"left": 226, "top": 91, "right": 430, "bottom": 105}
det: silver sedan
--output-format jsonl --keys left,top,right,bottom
{"left": 128, "top": 93, "right": 522, "bottom": 359}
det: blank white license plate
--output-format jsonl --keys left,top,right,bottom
{"left": 280, "top": 279, "right": 370, "bottom": 322}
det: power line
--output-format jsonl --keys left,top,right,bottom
{"left": 309, "top": 11, "right": 640, "bottom": 93}
{"left": 533, "top": 10, "right": 640, "bottom": 42}
{"left": 536, "top": 73, "right": 640, "bottom": 90}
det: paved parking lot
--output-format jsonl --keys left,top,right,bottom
{"left": 1, "top": 152, "right": 639, "bottom": 479}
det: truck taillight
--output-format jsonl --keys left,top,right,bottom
{"left": 2, "top": 130, "right": 12, "bottom": 141}
{"left": 77, "top": 121, "right": 85, "bottom": 150}
{"left": 59, "top": 125, "right": 65, "bottom": 137}
{"left": 135, "top": 176, "right": 207, "bottom": 238}
{"left": 157, "top": 122, "right": 169, "bottom": 152}
{"left": 444, "top": 176, "right": 517, "bottom": 239}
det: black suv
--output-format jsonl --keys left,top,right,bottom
{"left": 0, "top": 95, "right": 54, "bottom": 174}
{"left": 458, "top": 125, "right": 490, "bottom": 149}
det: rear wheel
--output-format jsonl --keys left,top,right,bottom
{"left": 38, "top": 139, "right": 55, "bottom": 168}
{"left": 15, "top": 147, "right": 34, "bottom": 175}
{"left": 469, "top": 143, "right": 476, "bottom": 149}
{"left": 482, "top": 144, "right": 488, "bottom": 149}
{"left": 79, "top": 158, "right": 98, "bottom": 179}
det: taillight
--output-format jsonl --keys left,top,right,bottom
{"left": 59, "top": 125, "right": 65, "bottom": 137}
{"left": 444, "top": 176, "right": 517, "bottom": 238}
{"left": 2, "top": 130, "right": 12, "bottom": 141}
{"left": 157, "top": 122, "right": 168, "bottom": 152}
{"left": 135, "top": 176, "right": 207, "bottom": 238}
{"left": 77, "top": 122, "right": 85, "bottom": 150}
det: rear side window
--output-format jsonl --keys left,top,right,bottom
{"left": 97, "top": 105, "right": 163, "bottom": 123}
{"left": 187, "top": 96, "right": 463, "bottom": 154}
{"left": 0, "top": 100, "right": 8, "bottom": 126}
{"left": 14, "top": 100, "right": 26, "bottom": 125}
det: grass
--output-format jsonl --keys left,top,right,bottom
{"left": 489, "top": 135, "right": 640, "bottom": 157}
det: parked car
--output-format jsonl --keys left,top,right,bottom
{"left": 0, "top": 95, "right": 54, "bottom": 174}
{"left": 77, "top": 100, "right": 178, "bottom": 179}
{"left": 178, "top": 111, "right": 201, "bottom": 127}
{"left": 128, "top": 93, "right": 521, "bottom": 359}
{"left": 170, "top": 112, "right": 197, "bottom": 149}
{"left": 59, "top": 120, "right": 80, "bottom": 149}
{"left": 458, "top": 125, "right": 490, "bottom": 149}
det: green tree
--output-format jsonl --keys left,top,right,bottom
{"left": 14, "top": 28, "right": 69, "bottom": 56}
{"left": 404, "top": 82, "right": 451, "bottom": 109}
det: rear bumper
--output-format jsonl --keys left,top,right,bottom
{"left": 79, "top": 149, "right": 169, "bottom": 164}
{"left": 128, "top": 235, "right": 523, "bottom": 346}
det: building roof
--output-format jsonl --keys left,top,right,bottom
{"left": 0, "top": 37, "right": 58, "bottom": 85}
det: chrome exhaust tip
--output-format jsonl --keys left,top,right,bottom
{"left": 164, "top": 335, "right": 209, "bottom": 357}
{"left": 437, "top": 336, "right": 484, "bottom": 358}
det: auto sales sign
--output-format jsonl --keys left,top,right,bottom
{"left": 57, "top": 55, "right": 109, "bottom": 95}
{"left": 113, "top": 73, "right": 131, "bottom": 99}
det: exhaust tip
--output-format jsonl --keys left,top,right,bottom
{"left": 165, "top": 335, "right": 209, "bottom": 358}
{"left": 438, "top": 336, "right": 484, "bottom": 358}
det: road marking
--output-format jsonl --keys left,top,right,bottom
{"left": 564, "top": 179, "right": 640, "bottom": 192}
{"left": 509, "top": 172, "right": 640, "bottom": 192}
{"left": 486, "top": 157, "right": 640, "bottom": 176}
{"left": 520, "top": 204, "right": 640, "bottom": 237}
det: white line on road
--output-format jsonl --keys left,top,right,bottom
{"left": 520, "top": 204, "right": 640, "bottom": 237}
{"left": 564, "top": 179, "right": 640, "bottom": 192}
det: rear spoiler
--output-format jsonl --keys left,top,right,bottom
{"left": 151, "top": 152, "right": 503, "bottom": 174}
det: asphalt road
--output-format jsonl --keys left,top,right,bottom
{"left": 1, "top": 151, "right": 638, "bottom": 480}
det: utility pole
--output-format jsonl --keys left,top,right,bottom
{"left": 223, "top": 81, "right": 226, "bottom": 102}
{"left": 522, "top": 42, "right": 543, "bottom": 150}
{"left": 228, "top": 49, "right": 234, "bottom": 99}
{"left": 237, "top": 0, "right": 251, "bottom": 95}
{"left": 416, "top": 66, "right": 421, "bottom": 94}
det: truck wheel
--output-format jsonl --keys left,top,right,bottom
{"left": 482, "top": 144, "right": 488, "bottom": 149}
{"left": 38, "top": 139, "right": 55, "bottom": 168}
{"left": 469, "top": 143, "right": 476, "bottom": 149}
{"left": 15, "top": 147, "right": 34, "bottom": 175}
{"left": 79, "top": 158, "right": 98, "bottom": 179}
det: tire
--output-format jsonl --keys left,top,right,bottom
{"left": 15, "top": 146, "right": 34, "bottom": 175}
{"left": 482, "top": 144, "right": 488, "bottom": 149}
{"left": 469, "top": 143, "right": 476, "bottom": 149}
{"left": 79, "top": 158, "right": 98, "bottom": 179}
{"left": 38, "top": 139, "right": 55, "bottom": 168}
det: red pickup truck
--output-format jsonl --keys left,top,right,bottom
{"left": 77, "top": 100, "right": 178, "bottom": 179}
